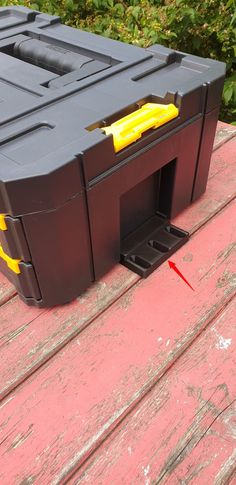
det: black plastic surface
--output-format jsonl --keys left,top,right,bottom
{"left": 87, "top": 117, "right": 203, "bottom": 280}
{"left": 0, "top": 259, "right": 41, "bottom": 300}
{"left": 14, "top": 37, "right": 111, "bottom": 80}
{"left": 121, "top": 214, "right": 189, "bottom": 277}
{"left": 0, "top": 216, "right": 31, "bottom": 261}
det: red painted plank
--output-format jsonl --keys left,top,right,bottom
{"left": 0, "top": 298, "right": 48, "bottom": 345}
{"left": 209, "top": 133, "right": 236, "bottom": 179}
{"left": 213, "top": 120, "right": 236, "bottom": 151}
{"left": 1, "top": 134, "right": 236, "bottom": 402}
{"left": 0, "top": 265, "right": 138, "bottom": 400}
{"left": 0, "top": 200, "right": 235, "bottom": 484}
{"left": 173, "top": 136, "right": 236, "bottom": 233}
{"left": 0, "top": 275, "right": 16, "bottom": 307}
{"left": 71, "top": 299, "right": 236, "bottom": 485}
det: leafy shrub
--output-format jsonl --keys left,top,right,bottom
{"left": 1, "top": 0, "right": 236, "bottom": 122}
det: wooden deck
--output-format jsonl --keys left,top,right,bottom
{"left": 0, "top": 121, "right": 235, "bottom": 485}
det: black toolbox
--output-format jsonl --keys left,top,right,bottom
{"left": 0, "top": 6, "right": 225, "bottom": 307}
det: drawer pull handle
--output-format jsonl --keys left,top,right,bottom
{"left": 0, "top": 244, "right": 21, "bottom": 274}
{"left": 102, "top": 102, "right": 179, "bottom": 152}
{"left": 0, "top": 214, "right": 7, "bottom": 231}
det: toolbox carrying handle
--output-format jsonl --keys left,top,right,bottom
{"left": 102, "top": 103, "right": 179, "bottom": 152}
{"left": 13, "top": 37, "right": 110, "bottom": 82}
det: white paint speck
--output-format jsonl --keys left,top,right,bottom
{"left": 216, "top": 335, "right": 232, "bottom": 350}
{"left": 166, "top": 339, "right": 170, "bottom": 347}
{"left": 157, "top": 337, "right": 162, "bottom": 342}
{"left": 76, "top": 339, "right": 81, "bottom": 346}
{"left": 213, "top": 328, "right": 232, "bottom": 350}
{"left": 142, "top": 464, "right": 150, "bottom": 485}
{"left": 143, "top": 465, "right": 150, "bottom": 476}
{"left": 215, "top": 333, "right": 232, "bottom": 350}
{"left": 128, "top": 446, "right": 132, "bottom": 455}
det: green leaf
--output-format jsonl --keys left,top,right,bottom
{"left": 223, "top": 84, "right": 234, "bottom": 104}
{"left": 131, "top": 6, "right": 141, "bottom": 21}
{"left": 231, "top": 10, "right": 236, "bottom": 25}
{"left": 65, "top": 0, "right": 74, "bottom": 10}
{"left": 30, "top": 3, "right": 39, "bottom": 9}
{"left": 114, "top": 3, "right": 124, "bottom": 16}
{"left": 92, "top": 0, "right": 99, "bottom": 8}
{"left": 192, "top": 37, "right": 201, "bottom": 49}
{"left": 227, "top": 72, "right": 236, "bottom": 82}
{"left": 182, "top": 7, "right": 196, "bottom": 23}
{"left": 226, "top": 0, "right": 236, "bottom": 7}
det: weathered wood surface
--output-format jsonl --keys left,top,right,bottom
{"left": 0, "top": 277, "right": 16, "bottom": 307}
{"left": 71, "top": 299, "right": 236, "bottom": 485}
{"left": 213, "top": 120, "right": 236, "bottom": 150}
{"left": 0, "top": 198, "right": 235, "bottom": 485}
{"left": 0, "top": 133, "right": 236, "bottom": 403}
{"left": 173, "top": 134, "right": 236, "bottom": 233}
{"left": 0, "top": 265, "right": 138, "bottom": 400}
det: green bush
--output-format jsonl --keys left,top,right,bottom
{"left": 2, "top": 0, "right": 236, "bottom": 122}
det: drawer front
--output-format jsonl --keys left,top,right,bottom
{"left": 0, "top": 214, "right": 41, "bottom": 300}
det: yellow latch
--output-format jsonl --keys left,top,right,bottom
{"left": 0, "top": 245, "right": 21, "bottom": 274}
{"left": 0, "top": 214, "right": 7, "bottom": 231}
{"left": 102, "top": 103, "right": 179, "bottom": 152}
{"left": 0, "top": 214, "right": 22, "bottom": 274}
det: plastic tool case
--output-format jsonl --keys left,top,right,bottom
{"left": 0, "top": 6, "right": 225, "bottom": 307}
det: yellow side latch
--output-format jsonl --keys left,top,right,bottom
{"left": 102, "top": 102, "right": 179, "bottom": 152}
{"left": 0, "top": 214, "right": 7, "bottom": 231}
{"left": 0, "top": 245, "right": 21, "bottom": 274}
{"left": 0, "top": 214, "right": 22, "bottom": 274}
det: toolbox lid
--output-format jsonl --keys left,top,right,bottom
{"left": 0, "top": 6, "right": 38, "bottom": 30}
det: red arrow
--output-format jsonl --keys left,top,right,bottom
{"left": 168, "top": 260, "right": 194, "bottom": 291}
